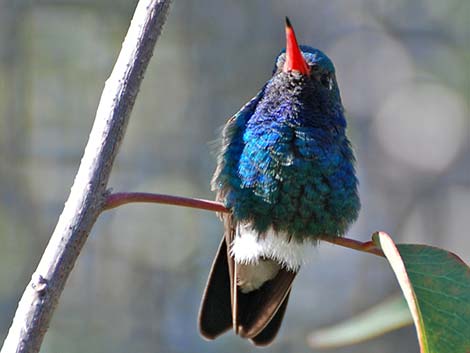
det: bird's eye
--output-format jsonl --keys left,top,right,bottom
{"left": 320, "top": 73, "right": 332, "bottom": 89}
{"left": 309, "top": 63, "right": 320, "bottom": 72}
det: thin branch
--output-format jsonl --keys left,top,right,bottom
{"left": 103, "top": 191, "right": 384, "bottom": 257}
{"left": 319, "top": 237, "right": 384, "bottom": 257}
{"left": 104, "top": 192, "right": 228, "bottom": 213}
{"left": 0, "top": 2, "right": 171, "bottom": 353}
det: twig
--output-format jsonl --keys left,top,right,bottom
{"left": 319, "top": 237, "right": 384, "bottom": 257}
{"left": 103, "top": 191, "right": 384, "bottom": 257}
{"left": 0, "top": 2, "right": 171, "bottom": 353}
{"left": 104, "top": 192, "right": 228, "bottom": 213}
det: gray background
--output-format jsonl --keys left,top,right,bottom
{"left": 0, "top": 0, "right": 468, "bottom": 352}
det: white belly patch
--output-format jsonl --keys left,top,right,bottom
{"left": 229, "top": 222, "right": 315, "bottom": 271}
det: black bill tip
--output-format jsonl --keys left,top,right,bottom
{"left": 285, "top": 16, "right": 292, "bottom": 28}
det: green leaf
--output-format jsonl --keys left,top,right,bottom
{"left": 373, "top": 232, "right": 470, "bottom": 353}
{"left": 308, "top": 295, "right": 413, "bottom": 349}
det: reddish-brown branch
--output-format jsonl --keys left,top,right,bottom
{"left": 320, "top": 237, "right": 384, "bottom": 257}
{"left": 104, "top": 192, "right": 229, "bottom": 213}
{"left": 104, "top": 192, "right": 384, "bottom": 257}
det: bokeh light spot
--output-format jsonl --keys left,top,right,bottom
{"left": 373, "top": 83, "right": 467, "bottom": 172}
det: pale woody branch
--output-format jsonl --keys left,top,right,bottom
{"left": 1, "top": 1, "right": 172, "bottom": 352}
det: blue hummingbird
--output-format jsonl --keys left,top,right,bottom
{"left": 199, "top": 18, "right": 360, "bottom": 346}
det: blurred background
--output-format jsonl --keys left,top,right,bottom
{"left": 0, "top": 0, "right": 468, "bottom": 352}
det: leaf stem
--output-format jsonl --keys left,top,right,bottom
{"left": 104, "top": 192, "right": 384, "bottom": 257}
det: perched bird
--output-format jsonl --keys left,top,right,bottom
{"left": 199, "top": 18, "right": 360, "bottom": 346}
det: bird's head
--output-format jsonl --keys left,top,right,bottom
{"left": 272, "top": 18, "right": 339, "bottom": 96}
{"left": 263, "top": 18, "right": 344, "bottom": 127}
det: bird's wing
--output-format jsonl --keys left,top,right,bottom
{"left": 236, "top": 267, "right": 296, "bottom": 343}
{"left": 198, "top": 213, "right": 295, "bottom": 346}
{"left": 198, "top": 214, "right": 235, "bottom": 339}
{"left": 250, "top": 291, "right": 292, "bottom": 346}
{"left": 227, "top": 214, "right": 296, "bottom": 345}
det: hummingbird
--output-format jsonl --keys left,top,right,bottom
{"left": 199, "top": 18, "right": 360, "bottom": 346}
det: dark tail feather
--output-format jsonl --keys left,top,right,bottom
{"left": 199, "top": 231, "right": 296, "bottom": 345}
{"left": 250, "top": 291, "right": 291, "bottom": 346}
{"left": 198, "top": 237, "right": 232, "bottom": 339}
{"left": 236, "top": 269, "right": 296, "bottom": 341}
